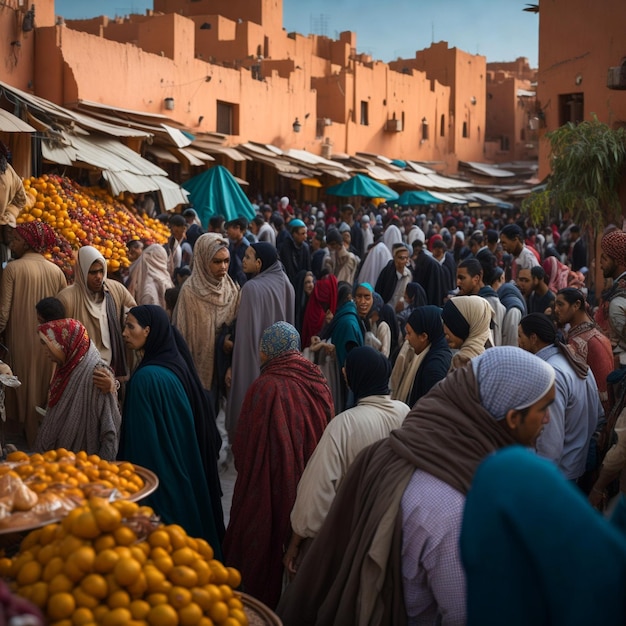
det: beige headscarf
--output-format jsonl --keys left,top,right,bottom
{"left": 127, "top": 244, "right": 173, "bottom": 308}
{"left": 75, "top": 246, "right": 112, "bottom": 359}
{"left": 390, "top": 340, "right": 430, "bottom": 404}
{"left": 447, "top": 295, "right": 494, "bottom": 370}
{"left": 172, "top": 233, "right": 240, "bottom": 388}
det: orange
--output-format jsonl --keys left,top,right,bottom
{"left": 93, "top": 503, "right": 122, "bottom": 533}
{"left": 154, "top": 555, "right": 174, "bottom": 575}
{"left": 130, "top": 598, "right": 151, "bottom": 619}
{"left": 71, "top": 606, "right": 94, "bottom": 625}
{"left": 94, "top": 534, "right": 117, "bottom": 552}
{"left": 178, "top": 602, "right": 203, "bottom": 626}
{"left": 146, "top": 592, "right": 169, "bottom": 606}
{"left": 129, "top": 546, "right": 147, "bottom": 565}
{"left": 72, "top": 546, "right": 96, "bottom": 572}
{"left": 7, "top": 450, "right": 29, "bottom": 462}
{"left": 146, "top": 603, "right": 179, "bottom": 626}
{"left": 37, "top": 543, "right": 57, "bottom": 566}
{"left": 171, "top": 548, "right": 195, "bottom": 567}
{"left": 226, "top": 567, "right": 241, "bottom": 589}
{"left": 166, "top": 525, "right": 188, "bottom": 550}
{"left": 0, "top": 557, "right": 11, "bottom": 577}
{"left": 30, "top": 581, "right": 48, "bottom": 608}
{"left": 113, "top": 556, "right": 141, "bottom": 586}
{"left": 208, "top": 601, "right": 229, "bottom": 624}
{"left": 48, "top": 592, "right": 76, "bottom": 621}
{"left": 168, "top": 585, "right": 191, "bottom": 609}
{"left": 72, "top": 586, "right": 99, "bottom": 610}
{"left": 16, "top": 559, "right": 42, "bottom": 586}
{"left": 71, "top": 511, "right": 101, "bottom": 539}
{"left": 168, "top": 565, "right": 198, "bottom": 588}
{"left": 48, "top": 573, "right": 74, "bottom": 595}
{"left": 107, "top": 589, "right": 131, "bottom": 609}
{"left": 203, "top": 584, "right": 222, "bottom": 605}
{"left": 218, "top": 584, "right": 233, "bottom": 601}
{"left": 80, "top": 573, "right": 108, "bottom": 599}
{"left": 148, "top": 530, "right": 171, "bottom": 550}
{"left": 94, "top": 548, "right": 119, "bottom": 574}
{"left": 190, "top": 560, "right": 210, "bottom": 586}
{"left": 190, "top": 588, "right": 211, "bottom": 611}
{"left": 125, "top": 571, "right": 148, "bottom": 597}
{"left": 100, "top": 607, "right": 132, "bottom": 626}
{"left": 144, "top": 564, "right": 166, "bottom": 592}
{"left": 208, "top": 561, "right": 229, "bottom": 585}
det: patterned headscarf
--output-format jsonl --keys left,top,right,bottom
{"left": 472, "top": 346, "right": 555, "bottom": 421}
{"left": 601, "top": 230, "right": 626, "bottom": 266}
{"left": 259, "top": 321, "right": 300, "bottom": 362}
{"left": 38, "top": 319, "right": 91, "bottom": 407}
{"left": 15, "top": 221, "right": 57, "bottom": 253}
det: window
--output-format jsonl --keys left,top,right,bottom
{"left": 360, "top": 101, "right": 369, "bottom": 126}
{"left": 462, "top": 121, "right": 468, "bottom": 138}
{"left": 559, "top": 93, "right": 584, "bottom": 126}
{"left": 421, "top": 118, "right": 429, "bottom": 141}
{"left": 440, "top": 114, "right": 445, "bottom": 137}
{"left": 216, "top": 101, "right": 238, "bottom": 135}
{"left": 500, "top": 135, "right": 510, "bottom": 151}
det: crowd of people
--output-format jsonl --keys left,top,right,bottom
{"left": 2, "top": 186, "right": 626, "bottom": 623}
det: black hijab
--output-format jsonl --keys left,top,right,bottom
{"left": 345, "top": 346, "right": 391, "bottom": 402}
{"left": 129, "top": 305, "right": 225, "bottom": 541}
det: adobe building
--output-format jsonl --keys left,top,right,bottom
{"left": 536, "top": 0, "right": 626, "bottom": 178}
{"left": 485, "top": 57, "right": 538, "bottom": 163}
{"left": 0, "top": 0, "right": 534, "bottom": 198}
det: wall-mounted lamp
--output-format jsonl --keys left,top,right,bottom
{"left": 198, "top": 115, "right": 204, "bottom": 125}
{"left": 470, "top": 96, "right": 477, "bottom": 105}
{"left": 421, "top": 117, "right": 428, "bottom": 124}
{"left": 293, "top": 118, "right": 302, "bottom": 133}
{"left": 164, "top": 97, "right": 175, "bottom": 110}
{"left": 22, "top": 5, "right": 35, "bottom": 32}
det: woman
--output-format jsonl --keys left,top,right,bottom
{"left": 35, "top": 319, "right": 121, "bottom": 460}
{"left": 366, "top": 293, "right": 399, "bottom": 359}
{"left": 301, "top": 270, "right": 338, "bottom": 349}
{"left": 294, "top": 270, "right": 315, "bottom": 338}
{"left": 223, "top": 322, "right": 333, "bottom": 609}
{"left": 120, "top": 305, "right": 224, "bottom": 552}
{"left": 172, "top": 233, "right": 240, "bottom": 391}
{"left": 127, "top": 244, "right": 174, "bottom": 309}
{"left": 543, "top": 256, "right": 570, "bottom": 294}
{"left": 397, "top": 282, "right": 428, "bottom": 337}
{"left": 442, "top": 295, "right": 494, "bottom": 370}
{"left": 390, "top": 306, "right": 452, "bottom": 406}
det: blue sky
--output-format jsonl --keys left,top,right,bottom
{"left": 55, "top": 0, "right": 538, "bottom": 66}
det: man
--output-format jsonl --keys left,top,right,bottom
{"left": 499, "top": 223, "right": 539, "bottom": 280}
{"left": 225, "top": 216, "right": 249, "bottom": 287}
{"left": 225, "top": 242, "right": 295, "bottom": 440}
{"left": 182, "top": 208, "right": 204, "bottom": 248}
{"left": 250, "top": 213, "right": 276, "bottom": 247}
{"left": 0, "top": 143, "right": 26, "bottom": 265}
{"left": 598, "top": 229, "right": 626, "bottom": 367}
{"left": 284, "top": 346, "right": 410, "bottom": 577}
{"left": 375, "top": 243, "right": 412, "bottom": 311}
{"left": 517, "top": 266, "right": 555, "bottom": 314}
{"left": 518, "top": 313, "right": 602, "bottom": 482}
{"left": 401, "top": 210, "right": 425, "bottom": 248}
{"left": 382, "top": 212, "right": 403, "bottom": 253}
{"left": 360, "top": 214, "right": 374, "bottom": 252}
{"left": 340, "top": 204, "right": 364, "bottom": 259}
{"left": 57, "top": 245, "right": 136, "bottom": 380}
{"left": 431, "top": 239, "right": 456, "bottom": 292}
{"left": 207, "top": 215, "right": 225, "bottom": 234}
{"left": 164, "top": 214, "right": 192, "bottom": 280}
{"left": 324, "top": 228, "right": 359, "bottom": 285}
{"left": 0, "top": 222, "right": 67, "bottom": 446}
{"left": 568, "top": 224, "right": 587, "bottom": 272}
{"left": 456, "top": 257, "right": 506, "bottom": 346}
{"left": 411, "top": 239, "right": 446, "bottom": 307}
{"left": 277, "top": 347, "right": 556, "bottom": 626}
{"left": 124, "top": 239, "right": 143, "bottom": 286}
{"left": 554, "top": 288, "right": 613, "bottom": 415}
{"left": 279, "top": 218, "right": 311, "bottom": 286}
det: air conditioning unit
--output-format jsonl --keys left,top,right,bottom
{"left": 607, "top": 66, "right": 626, "bottom": 90}
{"left": 385, "top": 118, "right": 403, "bottom": 132}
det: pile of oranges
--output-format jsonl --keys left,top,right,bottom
{"left": 3, "top": 449, "right": 145, "bottom": 501}
{"left": 2, "top": 497, "right": 247, "bottom": 626}
{"left": 16, "top": 175, "right": 170, "bottom": 281}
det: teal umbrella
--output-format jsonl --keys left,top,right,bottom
{"left": 182, "top": 165, "right": 255, "bottom": 227}
{"left": 397, "top": 190, "right": 441, "bottom": 206}
{"left": 326, "top": 174, "right": 399, "bottom": 200}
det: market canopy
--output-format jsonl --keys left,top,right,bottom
{"left": 182, "top": 165, "right": 254, "bottom": 227}
{"left": 326, "top": 174, "right": 399, "bottom": 200}
{"left": 397, "top": 190, "right": 441, "bottom": 206}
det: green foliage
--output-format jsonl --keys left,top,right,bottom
{"left": 523, "top": 115, "right": 626, "bottom": 230}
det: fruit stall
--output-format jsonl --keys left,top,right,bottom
{"left": 15, "top": 174, "right": 171, "bottom": 281}
{"left": 0, "top": 448, "right": 279, "bottom": 625}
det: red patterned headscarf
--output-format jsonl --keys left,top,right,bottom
{"left": 15, "top": 221, "right": 57, "bottom": 254}
{"left": 601, "top": 230, "right": 626, "bottom": 266}
{"left": 38, "top": 319, "right": 90, "bottom": 407}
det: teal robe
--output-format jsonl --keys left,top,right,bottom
{"left": 119, "top": 365, "right": 222, "bottom": 558}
